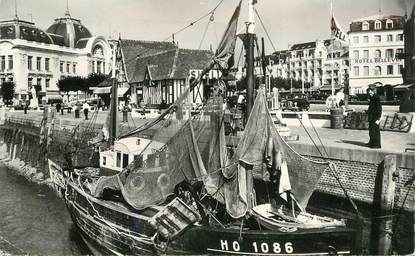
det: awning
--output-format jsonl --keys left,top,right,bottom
{"left": 92, "top": 86, "right": 112, "bottom": 94}
{"left": 393, "top": 83, "right": 413, "bottom": 90}
{"left": 46, "top": 95, "right": 63, "bottom": 101}
{"left": 319, "top": 85, "right": 342, "bottom": 91}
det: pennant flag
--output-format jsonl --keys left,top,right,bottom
{"left": 331, "top": 15, "right": 348, "bottom": 43}
{"left": 213, "top": 0, "right": 242, "bottom": 70}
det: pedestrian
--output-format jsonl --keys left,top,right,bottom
{"left": 366, "top": 84, "right": 382, "bottom": 149}
{"left": 83, "top": 101, "right": 90, "bottom": 120}
{"left": 56, "top": 102, "right": 61, "bottom": 113}
{"left": 335, "top": 88, "right": 345, "bottom": 109}
{"left": 74, "top": 102, "right": 80, "bottom": 118}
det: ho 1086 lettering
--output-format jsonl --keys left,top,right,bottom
{"left": 219, "top": 239, "right": 294, "bottom": 254}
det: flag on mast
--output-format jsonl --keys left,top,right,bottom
{"left": 331, "top": 15, "right": 349, "bottom": 44}
{"left": 213, "top": 0, "right": 242, "bottom": 70}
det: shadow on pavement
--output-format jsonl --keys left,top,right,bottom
{"left": 340, "top": 140, "right": 369, "bottom": 148}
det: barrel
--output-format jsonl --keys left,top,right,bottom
{"left": 330, "top": 108, "right": 344, "bottom": 129}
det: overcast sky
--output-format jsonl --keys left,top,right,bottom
{"left": 0, "top": 0, "right": 413, "bottom": 53}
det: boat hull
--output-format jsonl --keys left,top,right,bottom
{"left": 64, "top": 181, "right": 359, "bottom": 255}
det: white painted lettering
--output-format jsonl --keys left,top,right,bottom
{"left": 232, "top": 241, "right": 240, "bottom": 251}
{"left": 220, "top": 240, "right": 228, "bottom": 251}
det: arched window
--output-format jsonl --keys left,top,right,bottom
{"left": 374, "top": 66, "right": 381, "bottom": 76}
{"left": 374, "top": 49, "right": 381, "bottom": 59}
{"left": 386, "top": 19, "right": 393, "bottom": 29}
{"left": 374, "top": 20, "right": 382, "bottom": 30}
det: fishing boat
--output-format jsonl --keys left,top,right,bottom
{"left": 50, "top": 1, "right": 362, "bottom": 255}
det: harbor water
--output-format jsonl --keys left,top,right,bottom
{"left": 0, "top": 164, "right": 89, "bottom": 255}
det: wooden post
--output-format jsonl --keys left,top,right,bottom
{"left": 370, "top": 154, "right": 397, "bottom": 255}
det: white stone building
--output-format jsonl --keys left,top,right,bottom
{"left": 348, "top": 14, "right": 405, "bottom": 95}
{"left": 0, "top": 11, "right": 111, "bottom": 104}
{"left": 264, "top": 40, "right": 349, "bottom": 94}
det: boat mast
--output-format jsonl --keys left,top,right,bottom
{"left": 241, "top": 0, "right": 256, "bottom": 121}
{"left": 109, "top": 41, "right": 118, "bottom": 145}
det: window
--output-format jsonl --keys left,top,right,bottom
{"left": 386, "top": 19, "right": 393, "bottom": 29}
{"left": 353, "top": 36, "right": 359, "bottom": 44}
{"left": 374, "top": 20, "right": 382, "bottom": 30}
{"left": 97, "top": 61, "right": 102, "bottom": 74}
{"left": 8, "top": 55, "right": 13, "bottom": 70}
{"left": 37, "top": 78, "right": 42, "bottom": 87}
{"left": 28, "top": 56, "right": 33, "bottom": 70}
{"left": 66, "top": 63, "right": 70, "bottom": 73}
{"left": 103, "top": 62, "right": 106, "bottom": 73}
{"left": 122, "top": 153, "right": 129, "bottom": 168}
{"left": 60, "top": 61, "right": 64, "bottom": 72}
{"left": 362, "top": 22, "right": 369, "bottom": 30}
{"left": 363, "top": 50, "right": 369, "bottom": 59}
{"left": 396, "top": 34, "right": 403, "bottom": 41}
{"left": 27, "top": 77, "right": 33, "bottom": 89}
{"left": 45, "top": 58, "right": 49, "bottom": 71}
{"left": 36, "top": 57, "right": 41, "bottom": 71}
{"left": 92, "top": 61, "right": 95, "bottom": 73}
{"left": 386, "top": 49, "right": 394, "bottom": 58}
{"left": 374, "top": 66, "right": 381, "bottom": 76}
{"left": 374, "top": 35, "right": 381, "bottom": 42}
{"left": 353, "top": 50, "right": 359, "bottom": 59}
{"left": 363, "top": 66, "right": 369, "bottom": 76}
{"left": 363, "top": 36, "right": 369, "bottom": 43}
{"left": 73, "top": 63, "right": 77, "bottom": 74}
{"left": 0, "top": 56, "right": 5, "bottom": 71}
{"left": 116, "top": 152, "right": 121, "bottom": 167}
{"left": 102, "top": 156, "right": 106, "bottom": 166}
{"left": 387, "top": 65, "right": 393, "bottom": 75}
{"left": 399, "top": 64, "right": 404, "bottom": 74}
{"left": 46, "top": 78, "right": 50, "bottom": 88}
{"left": 353, "top": 66, "right": 359, "bottom": 76}
{"left": 374, "top": 49, "right": 381, "bottom": 58}
{"left": 387, "top": 34, "right": 393, "bottom": 42}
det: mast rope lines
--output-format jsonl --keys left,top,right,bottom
{"left": 295, "top": 115, "right": 363, "bottom": 218}
{"left": 162, "top": 0, "right": 224, "bottom": 43}
{"left": 253, "top": 7, "right": 277, "bottom": 53}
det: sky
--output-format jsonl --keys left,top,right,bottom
{"left": 0, "top": 0, "right": 413, "bottom": 54}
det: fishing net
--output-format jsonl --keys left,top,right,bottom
{"left": 205, "top": 87, "right": 330, "bottom": 218}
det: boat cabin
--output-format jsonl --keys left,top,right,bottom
{"left": 100, "top": 137, "right": 164, "bottom": 173}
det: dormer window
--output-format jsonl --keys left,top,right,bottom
{"left": 362, "top": 22, "right": 369, "bottom": 31}
{"left": 386, "top": 19, "right": 393, "bottom": 29}
{"left": 374, "top": 20, "right": 382, "bottom": 30}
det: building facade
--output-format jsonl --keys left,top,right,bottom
{"left": 263, "top": 40, "right": 349, "bottom": 94}
{"left": 0, "top": 11, "right": 111, "bottom": 104}
{"left": 348, "top": 14, "right": 405, "bottom": 94}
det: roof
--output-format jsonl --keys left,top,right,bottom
{"left": 130, "top": 48, "right": 213, "bottom": 83}
{"left": 119, "top": 39, "right": 178, "bottom": 82}
{"left": 290, "top": 42, "right": 316, "bottom": 51}
{"left": 0, "top": 19, "right": 54, "bottom": 44}
{"left": 46, "top": 15, "right": 92, "bottom": 48}
{"left": 349, "top": 15, "right": 405, "bottom": 32}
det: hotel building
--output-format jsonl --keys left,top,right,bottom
{"left": 348, "top": 14, "right": 405, "bottom": 94}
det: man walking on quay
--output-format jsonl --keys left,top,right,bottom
{"left": 83, "top": 101, "right": 90, "bottom": 120}
{"left": 366, "top": 84, "right": 382, "bottom": 148}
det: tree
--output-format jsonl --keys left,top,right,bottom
{"left": 0, "top": 81, "right": 15, "bottom": 105}
{"left": 87, "top": 73, "right": 108, "bottom": 88}
{"left": 57, "top": 76, "right": 87, "bottom": 93}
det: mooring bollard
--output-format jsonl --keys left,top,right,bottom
{"left": 370, "top": 154, "right": 398, "bottom": 255}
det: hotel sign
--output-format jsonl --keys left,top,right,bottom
{"left": 354, "top": 58, "right": 403, "bottom": 64}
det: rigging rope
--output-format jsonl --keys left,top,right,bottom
{"left": 162, "top": 0, "right": 225, "bottom": 42}
{"left": 296, "top": 115, "right": 363, "bottom": 217}
{"left": 198, "top": 16, "right": 212, "bottom": 50}
{"left": 253, "top": 7, "right": 277, "bottom": 53}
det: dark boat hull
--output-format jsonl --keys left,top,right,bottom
{"left": 65, "top": 181, "right": 359, "bottom": 255}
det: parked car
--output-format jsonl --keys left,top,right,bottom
{"left": 281, "top": 94, "right": 310, "bottom": 111}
